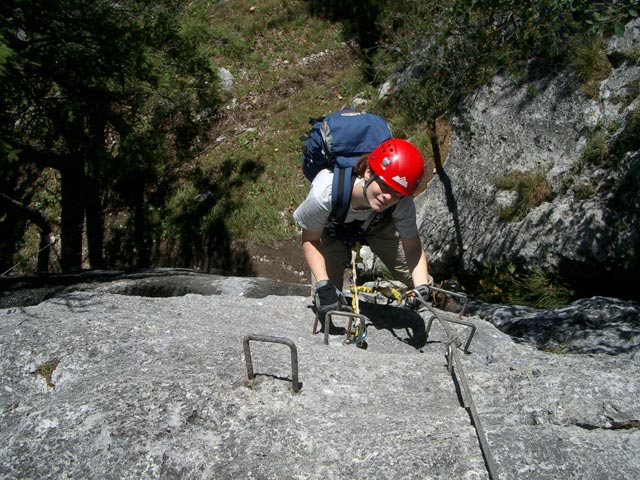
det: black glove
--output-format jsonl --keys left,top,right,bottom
{"left": 404, "top": 284, "right": 431, "bottom": 309}
{"left": 315, "top": 280, "right": 343, "bottom": 319}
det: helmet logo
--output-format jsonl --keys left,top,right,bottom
{"left": 392, "top": 175, "right": 408, "bottom": 188}
{"left": 382, "top": 157, "right": 392, "bottom": 167}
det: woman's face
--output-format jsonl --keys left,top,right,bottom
{"left": 364, "top": 169, "right": 404, "bottom": 212}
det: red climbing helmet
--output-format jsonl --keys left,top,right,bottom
{"left": 368, "top": 138, "right": 425, "bottom": 196}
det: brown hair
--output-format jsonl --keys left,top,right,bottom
{"left": 354, "top": 154, "right": 369, "bottom": 177}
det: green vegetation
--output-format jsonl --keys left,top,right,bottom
{"left": 474, "top": 258, "right": 575, "bottom": 308}
{"left": 2, "top": 0, "right": 637, "bottom": 277}
{"left": 610, "top": 108, "right": 640, "bottom": 165}
{"left": 1, "top": 0, "right": 221, "bottom": 272}
{"left": 495, "top": 169, "right": 554, "bottom": 222}
{"left": 568, "top": 34, "right": 613, "bottom": 97}
{"left": 193, "top": 0, "right": 371, "bottom": 246}
{"left": 582, "top": 126, "right": 611, "bottom": 167}
{"left": 35, "top": 359, "right": 60, "bottom": 389}
{"left": 573, "top": 108, "right": 639, "bottom": 181}
{"left": 538, "top": 342, "right": 570, "bottom": 354}
{"left": 371, "top": 1, "right": 639, "bottom": 125}
{"left": 573, "top": 181, "right": 598, "bottom": 200}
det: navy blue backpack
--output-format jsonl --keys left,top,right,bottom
{"left": 302, "top": 110, "right": 392, "bottom": 223}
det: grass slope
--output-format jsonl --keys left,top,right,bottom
{"left": 199, "top": 0, "right": 370, "bottom": 242}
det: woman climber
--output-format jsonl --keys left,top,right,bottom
{"left": 293, "top": 137, "right": 432, "bottom": 329}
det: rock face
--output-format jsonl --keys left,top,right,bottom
{"left": 415, "top": 19, "right": 640, "bottom": 299}
{"left": 217, "top": 67, "right": 234, "bottom": 91}
{"left": 1, "top": 272, "right": 639, "bottom": 479}
{"left": 467, "top": 296, "right": 640, "bottom": 355}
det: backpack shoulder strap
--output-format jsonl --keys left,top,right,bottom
{"left": 330, "top": 166, "right": 355, "bottom": 224}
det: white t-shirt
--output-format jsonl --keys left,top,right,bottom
{"left": 293, "top": 170, "right": 418, "bottom": 238}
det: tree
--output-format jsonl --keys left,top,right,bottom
{"left": 0, "top": 0, "right": 220, "bottom": 273}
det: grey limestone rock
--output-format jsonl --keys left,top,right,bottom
{"left": 217, "top": 67, "right": 234, "bottom": 91}
{"left": 1, "top": 273, "right": 639, "bottom": 479}
{"left": 415, "top": 19, "right": 640, "bottom": 298}
{"left": 467, "top": 296, "right": 640, "bottom": 355}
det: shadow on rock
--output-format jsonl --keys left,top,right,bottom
{"left": 358, "top": 301, "right": 427, "bottom": 349}
{"left": 469, "top": 296, "right": 640, "bottom": 355}
{"left": 0, "top": 268, "right": 310, "bottom": 309}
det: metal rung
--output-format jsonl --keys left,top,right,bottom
{"left": 411, "top": 286, "right": 476, "bottom": 353}
{"left": 430, "top": 285, "right": 469, "bottom": 316}
{"left": 425, "top": 307, "right": 477, "bottom": 354}
{"left": 243, "top": 334, "right": 301, "bottom": 392}
{"left": 325, "top": 310, "right": 369, "bottom": 346}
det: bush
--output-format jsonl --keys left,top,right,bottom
{"left": 582, "top": 127, "right": 610, "bottom": 167}
{"left": 373, "top": 1, "right": 638, "bottom": 125}
{"left": 474, "top": 258, "right": 575, "bottom": 308}
{"left": 568, "top": 34, "right": 612, "bottom": 97}
{"left": 495, "top": 169, "right": 554, "bottom": 222}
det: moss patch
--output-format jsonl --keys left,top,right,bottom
{"left": 36, "top": 359, "right": 60, "bottom": 389}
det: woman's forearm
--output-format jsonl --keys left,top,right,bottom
{"left": 402, "top": 235, "right": 430, "bottom": 287}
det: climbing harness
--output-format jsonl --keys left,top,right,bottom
{"left": 356, "top": 281, "right": 404, "bottom": 305}
{"left": 312, "top": 242, "right": 369, "bottom": 348}
{"left": 344, "top": 243, "right": 368, "bottom": 347}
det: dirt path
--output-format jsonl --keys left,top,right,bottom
{"left": 244, "top": 238, "right": 310, "bottom": 285}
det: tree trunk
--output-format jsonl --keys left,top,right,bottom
{"left": 36, "top": 224, "right": 54, "bottom": 274}
{"left": 85, "top": 118, "right": 107, "bottom": 269}
{"left": 60, "top": 158, "right": 86, "bottom": 273}
{"left": 132, "top": 183, "right": 150, "bottom": 269}
{"left": 85, "top": 184, "right": 105, "bottom": 269}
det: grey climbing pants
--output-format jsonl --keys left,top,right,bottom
{"left": 317, "top": 216, "right": 413, "bottom": 291}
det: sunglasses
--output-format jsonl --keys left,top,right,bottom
{"left": 375, "top": 176, "right": 404, "bottom": 198}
